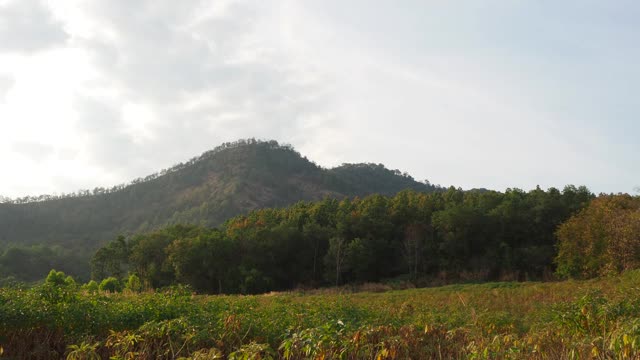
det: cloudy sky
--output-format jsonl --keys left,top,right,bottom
{"left": 0, "top": 0, "right": 638, "bottom": 197}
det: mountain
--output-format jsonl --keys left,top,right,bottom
{"left": 0, "top": 139, "right": 436, "bottom": 253}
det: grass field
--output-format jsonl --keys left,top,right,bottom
{"left": 2, "top": 272, "right": 640, "bottom": 359}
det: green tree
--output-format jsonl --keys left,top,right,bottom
{"left": 45, "top": 269, "right": 71, "bottom": 286}
{"left": 402, "top": 223, "right": 427, "bottom": 280}
{"left": 167, "top": 230, "right": 234, "bottom": 293}
{"left": 91, "top": 235, "right": 128, "bottom": 280}
{"left": 129, "top": 232, "right": 174, "bottom": 288}
{"left": 324, "top": 236, "right": 347, "bottom": 286}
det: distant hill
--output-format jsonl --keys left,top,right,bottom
{"left": 0, "top": 139, "right": 437, "bottom": 252}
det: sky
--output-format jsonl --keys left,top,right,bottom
{"left": 0, "top": 0, "right": 638, "bottom": 198}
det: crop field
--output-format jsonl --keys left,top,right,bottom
{"left": 2, "top": 272, "right": 640, "bottom": 359}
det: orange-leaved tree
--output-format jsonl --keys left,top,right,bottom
{"left": 556, "top": 194, "right": 640, "bottom": 278}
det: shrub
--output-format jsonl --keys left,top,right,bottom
{"left": 82, "top": 280, "right": 99, "bottom": 294}
{"left": 99, "top": 277, "right": 122, "bottom": 293}
{"left": 125, "top": 274, "right": 143, "bottom": 292}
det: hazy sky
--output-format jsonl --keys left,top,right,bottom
{"left": 0, "top": 0, "right": 638, "bottom": 197}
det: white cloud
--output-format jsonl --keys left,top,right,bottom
{"left": 0, "top": 0, "right": 68, "bottom": 52}
{"left": 0, "top": 0, "right": 638, "bottom": 197}
{"left": 0, "top": 75, "right": 12, "bottom": 100}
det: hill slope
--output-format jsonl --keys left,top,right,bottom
{"left": 0, "top": 139, "right": 435, "bottom": 252}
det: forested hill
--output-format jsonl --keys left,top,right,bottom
{"left": 0, "top": 139, "right": 435, "bottom": 253}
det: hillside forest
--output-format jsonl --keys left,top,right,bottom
{"left": 0, "top": 140, "right": 434, "bottom": 283}
{"left": 91, "top": 185, "right": 631, "bottom": 294}
{"left": 0, "top": 140, "right": 638, "bottom": 294}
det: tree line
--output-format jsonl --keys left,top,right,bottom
{"left": 91, "top": 185, "right": 597, "bottom": 294}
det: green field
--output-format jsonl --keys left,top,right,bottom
{"left": 3, "top": 272, "right": 640, "bottom": 359}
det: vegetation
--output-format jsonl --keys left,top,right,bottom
{"left": 91, "top": 186, "right": 593, "bottom": 294}
{"left": 0, "top": 245, "right": 90, "bottom": 284}
{"left": 3, "top": 270, "right": 640, "bottom": 359}
{"left": 1, "top": 139, "right": 638, "bottom": 358}
{"left": 0, "top": 139, "right": 435, "bottom": 282}
{"left": 556, "top": 194, "right": 640, "bottom": 279}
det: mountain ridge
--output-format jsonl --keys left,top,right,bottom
{"left": 0, "top": 139, "right": 437, "bottom": 252}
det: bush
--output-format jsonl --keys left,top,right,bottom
{"left": 125, "top": 274, "right": 142, "bottom": 292}
{"left": 99, "top": 277, "right": 122, "bottom": 293}
{"left": 82, "top": 280, "right": 99, "bottom": 293}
